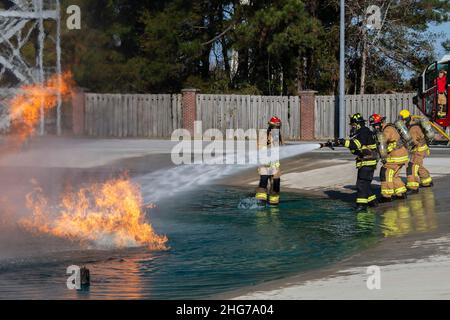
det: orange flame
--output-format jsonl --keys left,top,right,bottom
{"left": 8, "top": 72, "right": 73, "bottom": 140}
{"left": 20, "top": 176, "right": 168, "bottom": 250}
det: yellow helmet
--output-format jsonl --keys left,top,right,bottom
{"left": 399, "top": 109, "right": 411, "bottom": 120}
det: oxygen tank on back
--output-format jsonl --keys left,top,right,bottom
{"left": 417, "top": 117, "right": 435, "bottom": 143}
{"left": 376, "top": 132, "right": 388, "bottom": 159}
{"left": 395, "top": 120, "right": 414, "bottom": 151}
{"left": 270, "top": 129, "right": 281, "bottom": 147}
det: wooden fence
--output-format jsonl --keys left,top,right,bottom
{"left": 315, "top": 93, "right": 418, "bottom": 139}
{"left": 82, "top": 91, "right": 447, "bottom": 140}
{"left": 83, "top": 93, "right": 301, "bottom": 139}
{"left": 196, "top": 94, "right": 301, "bottom": 140}
{"left": 84, "top": 93, "right": 181, "bottom": 137}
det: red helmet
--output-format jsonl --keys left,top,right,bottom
{"left": 369, "top": 114, "right": 384, "bottom": 126}
{"left": 269, "top": 116, "right": 282, "bottom": 127}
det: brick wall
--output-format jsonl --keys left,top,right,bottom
{"left": 299, "top": 90, "right": 317, "bottom": 141}
{"left": 182, "top": 89, "right": 199, "bottom": 135}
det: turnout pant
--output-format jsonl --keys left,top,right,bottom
{"left": 407, "top": 152, "right": 432, "bottom": 190}
{"left": 256, "top": 169, "right": 281, "bottom": 205}
{"left": 438, "top": 94, "right": 447, "bottom": 118}
{"left": 356, "top": 166, "right": 377, "bottom": 205}
{"left": 381, "top": 163, "right": 407, "bottom": 198}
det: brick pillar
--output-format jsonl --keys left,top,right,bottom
{"left": 299, "top": 90, "right": 317, "bottom": 141}
{"left": 182, "top": 88, "right": 199, "bottom": 134}
{"left": 71, "top": 88, "right": 85, "bottom": 136}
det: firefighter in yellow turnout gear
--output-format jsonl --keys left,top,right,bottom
{"left": 255, "top": 117, "right": 283, "bottom": 206}
{"left": 369, "top": 114, "right": 409, "bottom": 202}
{"left": 398, "top": 110, "right": 433, "bottom": 192}
{"left": 333, "top": 113, "right": 378, "bottom": 211}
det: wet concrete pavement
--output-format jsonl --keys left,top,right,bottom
{"left": 1, "top": 137, "right": 450, "bottom": 299}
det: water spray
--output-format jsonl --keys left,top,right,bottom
{"left": 138, "top": 143, "right": 321, "bottom": 204}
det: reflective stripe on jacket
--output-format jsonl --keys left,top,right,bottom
{"left": 409, "top": 124, "right": 430, "bottom": 155}
{"left": 383, "top": 125, "right": 409, "bottom": 164}
{"left": 344, "top": 127, "right": 378, "bottom": 168}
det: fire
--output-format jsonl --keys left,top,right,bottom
{"left": 20, "top": 176, "right": 168, "bottom": 250}
{"left": 8, "top": 72, "right": 73, "bottom": 140}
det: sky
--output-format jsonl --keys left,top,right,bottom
{"left": 430, "top": 21, "right": 450, "bottom": 58}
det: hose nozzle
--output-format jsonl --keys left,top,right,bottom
{"left": 320, "top": 140, "right": 335, "bottom": 150}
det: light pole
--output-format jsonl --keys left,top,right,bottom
{"left": 339, "top": 0, "right": 346, "bottom": 138}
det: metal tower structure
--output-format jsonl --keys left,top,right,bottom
{"left": 0, "top": 0, "right": 62, "bottom": 135}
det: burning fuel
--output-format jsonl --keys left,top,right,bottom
{"left": 4, "top": 72, "right": 73, "bottom": 142}
{"left": 20, "top": 176, "right": 168, "bottom": 251}
{"left": 2, "top": 72, "right": 168, "bottom": 251}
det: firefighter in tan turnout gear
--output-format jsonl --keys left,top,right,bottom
{"left": 398, "top": 110, "right": 434, "bottom": 193}
{"left": 369, "top": 114, "right": 409, "bottom": 202}
{"left": 255, "top": 117, "right": 283, "bottom": 206}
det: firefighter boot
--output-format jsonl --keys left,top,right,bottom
{"left": 395, "top": 193, "right": 408, "bottom": 200}
{"left": 256, "top": 175, "right": 270, "bottom": 203}
{"left": 379, "top": 197, "right": 393, "bottom": 204}
{"left": 407, "top": 189, "right": 420, "bottom": 195}
{"left": 269, "top": 178, "right": 281, "bottom": 206}
{"left": 369, "top": 199, "right": 379, "bottom": 208}
{"left": 269, "top": 194, "right": 280, "bottom": 206}
{"left": 355, "top": 204, "right": 369, "bottom": 212}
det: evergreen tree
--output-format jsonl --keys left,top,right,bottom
{"left": 53, "top": 0, "right": 450, "bottom": 94}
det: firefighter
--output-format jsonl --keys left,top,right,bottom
{"left": 437, "top": 70, "right": 447, "bottom": 119}
{"left": 369, "top": 114, "right": 409, "bottom": 202}
{"left": 398, "top": 110, "right": 433, "bottom": 192}
{"left": 333, "top": 113, "right": 378, "bottom": 211}
{"left": 255, "top": 117, "right": 283, "bottom": 206}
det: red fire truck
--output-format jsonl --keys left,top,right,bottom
{"left": 415, "top": 55, "right": 450, "bottom": 129}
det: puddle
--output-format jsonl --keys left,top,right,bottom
{"left": 0, "top": 187, "right": 388, "bottom": 299}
